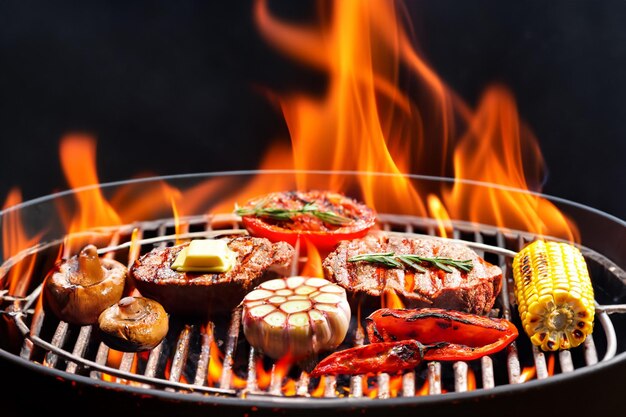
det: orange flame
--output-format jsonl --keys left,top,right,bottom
{"left": 467, "top": 368, "right": 476, "bottom": 391}
{"left": 300, "top": 238, "right": 323, "bottom": 278}
{"left": 416, "top": 379, "right": 429, "bottom": 396}
{"left": 164, "top": 358, "right": 189, "bottom": 384}
{"left": 443, "top": 87, "right": 579, "bottom": 241}
{"left": 427, "top": 195, "right": 453, "bottom": 238}
{"left": 58, "top": 134, "right": 122, "bottom": 252}
{"left": 255, "top": 360, "right": 272, "bottom": 390}
{"left": 519, "top": 366, "right": 537, "bottom": 383}
{"left": 310, "top": 376, "right": 326, "bottom": 397}
{"left": 547, "top": 353, "right": 555, "bottom": 376}
{"left": 254, "top": 0, "right": 428, "bottom": 216}
{"left": 382, "top": 289, "right": 405, "bottom": 309}
{"left": 164, "top": 184, "right": 184, "bottom": 244}
{"left": 389, "top": 375, "right": 403, "bottom": 397}
{"left": 211, "top": 142, "right": 295, "bottom": 215}
{"left": 272, "top": 353, "right": 296, "bottom": 395}
{"left": 206, "top": 330, "right": 247, "bottom": 389}
{"left": 102, "top": 349, "right": 138, "bottom": 384}
{"left": 1, "top": 189, "right": 43, "bottom": 296}
{"left": 254, "top": 0, "right": 578, "bottom": 242}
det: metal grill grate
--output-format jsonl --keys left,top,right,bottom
{"left": 5, "top": 213, "right": 621, "bottom": 400}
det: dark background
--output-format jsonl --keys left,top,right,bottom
{"left": 1, "top": 2, "right": 626, "bottom": 415}
{"left": 0, "top": 0, "right": 625, "bottom": 219}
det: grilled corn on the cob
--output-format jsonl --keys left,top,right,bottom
{"left": 512, "top": 240, "right": 594, "bottom": 351}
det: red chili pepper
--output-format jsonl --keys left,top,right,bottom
{"left": 366, "top": 308, "right": 518, "bottom": 347}
{"left": 310, "top": 338, "right": 515, "bottom": 376}
{"left": 310, "top": 340, "right": 431, "bottom": 377}
{"left": 310, "top": 308, "right": 519, "bottom": 377}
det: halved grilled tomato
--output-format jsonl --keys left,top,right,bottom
{"left": 235, "top": 190, "right": 376, "bottom": 251}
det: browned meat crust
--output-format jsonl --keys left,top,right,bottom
{"left": 323, "top": 235, "right": 502, "bottom": 315}
{"left": 130, "top": 236, "right": 294, "bottom": 316}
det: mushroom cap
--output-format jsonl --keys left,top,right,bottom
{"left": 44, "top": 256, "right": 127, "bottom": 324}
{"left": 98, "top": 296, "right": 169, "bottom": 352}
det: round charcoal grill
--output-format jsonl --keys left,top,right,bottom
{"left": 1, "top": 171, "right": 625, "bottom": 416}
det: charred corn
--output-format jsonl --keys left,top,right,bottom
{"left": 512, "top": 240, "right": 594, "bottom": 351}
{"left": 242, "top": 276, "right": 351, "bottom": 359}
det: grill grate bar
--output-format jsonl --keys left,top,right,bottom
{"left": 119, "top": 351, "right": 135, "bottom": 373}
{"left": 219, "top": 308, "right": 242, "bottom": 390}
{"left": 90, "top": 342, "right": 110, "bottom": 379}
{"left": 194, "top": 323, "right": 214, "bottom": 386}
{"left": 269, "top": 364, "right": 283, "bottom": 395}
{"left": 115, "top": 352, "right": 136, "bottom": 385}
{"left": 169, "top": 325, "right": 192, "bottom": 382}
{"left": 481, "top": 356, "right": 494, "bottom": 389}
{"left": 377, "top": 373, "right": 390, "bottom": 399}
{"left": 532, "top": 346, "right": 549, "bottom": 379}
{"left": 115, "top": 351, "right": 137, "bottom": 384}
{"left": 453, "top": 361, "right": 468, "bottom": 392}
{"left": 323, "top": 375, "right": 337, "bottom": 397}
{"left": 402, "top": 372, "right": 415, "bottom": 397}
{"left": 44, "top": 321, "right": 69, "bottom": 368}
{"left": 428, "top": 362, "right": 442, "bottom": 394}
{"left": 144, "top": 341, "right": 164, "bottom": 379}
{"left": 584, "top": 336, "right": 599, "bottom": 365}
{"left": 296, "top": 372, "right": 310, "bottom": 397}
{"left": 559, "top": 350, "right": 575, "bottom": 373}
{"left": 20, "top": 307, "right": 44, "bottom": 360}
{"left": 246, "top": 347, "right": 260, "bottom": 393}
{"left": 66, "top": 325, "right": 92, "bottom": 373}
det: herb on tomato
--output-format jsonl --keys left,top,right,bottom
{"left": 235, "top": 201, "right": 352, "bottom": 226}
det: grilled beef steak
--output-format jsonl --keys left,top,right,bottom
{"left": 130, "top": 236, "right": 294, "bottom": 316}
{"left": 323, "top": 235, "right": 502, "bottom": 314}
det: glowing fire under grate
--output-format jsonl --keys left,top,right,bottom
{"left": 7, "top": 213, "right": 619, "bottom": 400}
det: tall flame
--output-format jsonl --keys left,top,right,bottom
{"left": 255, "top": 0, "right": 432, "bottom": 216}
{"left": 444, "top": 87, "right": 579, "bottom": 241}
{"left": 58, "top": 134, "right": 122, "bottom": 251}
{"left": 1, "top": 189, "right": 43, "bottom": 296}
{"left": 254, "top": 0, "right": 579, "bottom": 242}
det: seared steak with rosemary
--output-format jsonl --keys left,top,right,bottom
{"left": 130, "top": 236, "right": 294, "bottom": 316}
{"left": 323, "top": 235, "right": 502, "bottom": 314}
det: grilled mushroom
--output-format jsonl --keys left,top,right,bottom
{"left": 44, "top": 245, "right": 126, "bottom": 325}
{"left": 98, "top": 296, "right": 169, "bottom": 352}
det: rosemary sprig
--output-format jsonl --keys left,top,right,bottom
{"left": 235, "top": 202, "right": 352, "bottom": 226}
{"left": 348, "top": 252, "right": 474, "bottom": 273}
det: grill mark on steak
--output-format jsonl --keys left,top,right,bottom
{"left": 323, "top": 235, "right": 502, "bottom": 315}
{"left": 130, "top": 235, "right": 294, "bottom": 316}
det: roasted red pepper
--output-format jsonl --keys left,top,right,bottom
{"left": 310, "top": 340, "right": 430, "bottom": 377}
{"left": 366, "top": 308, "right": 518, "bottom": 347}
{"left": 310, "top": 308, "right": 518, "bottom": 376}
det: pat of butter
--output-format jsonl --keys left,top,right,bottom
{"left": 171, "top": 239, "right": 236, "bottom": 273}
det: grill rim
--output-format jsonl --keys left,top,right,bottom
{"left": 2, "top": 347, "right": 625, "bottom": 409}
{"left": 2, "top": 170, "right": 625, "bottom": 408}
{"left": 1, "top": 169, "right": 624, "bottom": 226}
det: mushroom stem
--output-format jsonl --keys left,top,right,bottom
{"left": 118, "top": 297, "right": 148, "bottom": 320}
{"left": 72, "top": 244, "right": 105, "bottom": 286}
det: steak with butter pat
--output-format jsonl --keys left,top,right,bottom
{"left": 323, "top": 235, "right": 502, "bottom": 315}
{"left": 130, "top": 236, "right": 294, "bottom": 317}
